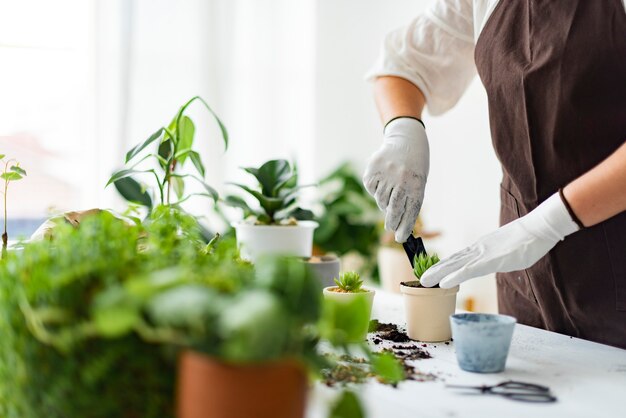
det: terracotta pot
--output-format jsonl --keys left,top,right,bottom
{"left": 177, "top": 350, "right": 307, "bottom": 418}
{"left": 400, "top": 283, "right": 459, "bottom": 342}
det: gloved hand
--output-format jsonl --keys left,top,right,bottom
{"left": 363, "top": 117, "right": 429, "bottom": 243}
{"left": 420, "top": 193, "right": 581, "bottom": 288}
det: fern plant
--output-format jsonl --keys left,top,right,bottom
{"left": 333, "top": 271, "right": 366, "bottom": 293}
{"left": 225, "top": 159, "right": 314, "bottom": 225}
{"left": 412, "top": 253, "right": 440, "bottom": 287}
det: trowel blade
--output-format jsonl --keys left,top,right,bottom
{"left": 402, "top": 235, "right": 427, "bottom": 268}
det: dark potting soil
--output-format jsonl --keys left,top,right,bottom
{"left": 371, "top": 321, "right": 411, "bottom": 343}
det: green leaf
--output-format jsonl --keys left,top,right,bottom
{"left": 176, "top": 96, "right": 229, "bottom": 150}
{"left": 158, "top": 139, "right": 174, "bottom": 168}
{"left": 329, "top": 391, "right": 365, "bottom": 418}
{"left": 1, "top": 172, "right": 22, "bottom": 181}
{"left": 93, "top": 305, "right": 140, "bottom": 338}
{"left": 243, "top": 160, "right": 291, "bottom": 196}
{"left": 189, "top": 151, "right": 206, "bottom": 178}
{"left": 223, "top": 195, "right": 255, "bottom": 215}
{"left": 177, "top": 116, "right": 195, "bottom": 163}
{"left": 0, "top": 154, "right": 5, "bottom": 159}
{"left": 125, "top": 128, "right": 164, "bottom": 163}
{"left": 284, "top": 207, "right": 314, "bottom": 221}
{"left": 372, "top": 352, "right": 405, "bottom": 385}
{"left": 113, "top": 176, "right": 153, "bottom": 209}
{"left": 107, "top": 168, "right": 149, "bottom": 187}
{"left": 10, "top": 165, "right": 26, "bottom": 176}
{"left": 171, "top": 176, "right": 185, "bottom": 200}
{"left": 230, "top": 183, "right": 284, "bottom": 216}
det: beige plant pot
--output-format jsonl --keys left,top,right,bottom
{"left": 400, "top": 284, "right": 459, "bottom": 342}
{"left": 377, "top": 247, "right": 414, "bottom": 293}
{"left": 323, "top": 287, "right": 375, "bottom": 342}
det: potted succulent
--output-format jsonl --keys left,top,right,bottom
{"left": 225, "top": 159, "right": 317, "bottom": 260}
{"left": 378, "top": 217, "right": 440, "bottom": 293}
{"left": 322, "top": 272, "right": 375, "bottom": 342}
{"left": 400, "top": 253, "right": 459, "bottom": 342}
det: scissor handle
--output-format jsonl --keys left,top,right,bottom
{"left": 495, "top": 380, "right": 551, "bottom": 393}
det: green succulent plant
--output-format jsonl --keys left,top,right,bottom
{"left": 412, "top": 253, "right": 440, "bottom": 286}
{"left": 333, "top": 271, "right": 366, "bottom": 293}
{"left": 225, "top": 159, "right": 314, "bottom": 225}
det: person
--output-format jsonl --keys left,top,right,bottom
{"left": 363, "top": 0, "right": 626, "bottom": 348}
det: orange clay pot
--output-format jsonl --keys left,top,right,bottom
{"left": 177, "top": 350, "right": 308, "bottom": 418}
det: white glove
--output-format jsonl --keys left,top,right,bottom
{"left": 421, "top": 193, "right": 581, "bottom": 289}
{"left": 363, "top": 117, "right": 429, "bottom": 243}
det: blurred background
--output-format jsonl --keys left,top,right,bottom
{"left": 0, "top": 0, "right": 500, "bottom": 312}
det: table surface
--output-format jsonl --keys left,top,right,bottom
{"left": 306, "top": 290, "right": 626, "bottom": 418}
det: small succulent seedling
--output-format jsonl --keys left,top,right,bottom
{"left": 225, "top": 159, "right": 314, "bottom": 225}
{"left": 412, "top": 253, "right": 440, "bottom": 287}
{"left": 0, "top": 155, "right": 26, "bottom": 256}
{"left": 333, "top": 271, "right": 366, "bottom": 293}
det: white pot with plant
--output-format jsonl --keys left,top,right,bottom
{"left": 226, "top": 159, "right": 318, "bottom": 261}
{"left": 322, "top": 272, "right": 375, "bottom": 342}
{"left": 400, "top": 253, "right": 458, "bottom": 342}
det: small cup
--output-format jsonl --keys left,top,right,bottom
{"left": 450, "top": 313, "right": 516, "bottom": 373}
{"left": 303, "top": 255, "right": 340, "bottom": 288}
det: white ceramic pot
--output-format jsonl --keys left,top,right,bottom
{"left": 233, "top": 221, "right": 318, "bottom": 261}
{"left": 322, "top": 286, "right": 375, "bottom": 342}
{"left": 377, "top": 247, "right": 415, "bottom": 294}
{"left": 400, "top": 283, "right": 459, "bottom": 342}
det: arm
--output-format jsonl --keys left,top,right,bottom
{"left": 564, "top": 141, "right": 626, "bottom": 226}
{"left": 421, "top": 141, "right": 626, "bottom": 288}
{"left": 374, "top": 76, "right": 426, "bottom": 124}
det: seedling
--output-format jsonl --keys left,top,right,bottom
{"left": 412, "top": 253, "right": 440, "bottom": 287}
{"left": 333, "top": 271, "right": 366, "bottom": 293}
{"left": 0, "top": 155, "right": 26, "bottom": 256}
{"left": 107, "top": 96, "right": 227, "bottom": 209}
{"left": 225, "top": 159, "right": 314, "bottom": 225}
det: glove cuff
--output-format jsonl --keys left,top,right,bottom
{"left": 525, "top": 193, "right": 580, "bottom": 242}
{"left": 384, "top": 117, "right": 426, "bottom": 138}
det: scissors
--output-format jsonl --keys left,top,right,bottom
{"left": 446, "top": 380, "right": 557, "bottom": 403}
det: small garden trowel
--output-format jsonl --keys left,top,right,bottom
{"left": 402, "top": 235, "right": 427, "bottom": 268}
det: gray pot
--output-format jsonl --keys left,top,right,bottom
{"left": 303, "top": 255, "right": 340, "bottom": 288}
{"left": 450, "top": 313, "right": 516, "bottom": 373}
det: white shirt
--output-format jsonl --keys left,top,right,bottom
{"left": 367, "top": 0, "right": 626, "bottom": 116}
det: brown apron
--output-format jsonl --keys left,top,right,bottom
{"left": 474, "top": 0, "right": 626, "bottom": 348}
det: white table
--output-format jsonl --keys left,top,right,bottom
{"left": 307, "top": 290, "right": 626, "bottom": 418}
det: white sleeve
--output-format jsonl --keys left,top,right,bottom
{"left": 366, "top": 0, "right": 477, "bottom": 116}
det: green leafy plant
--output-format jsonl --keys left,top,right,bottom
{"left": 313, "top": 162, "right": 382, "bottom": 278}
{"left": 412, "top": 253, "right": 440, "bottom": 287}
{"left": 333, "top": 271, "right": 366, "bottom": 293}
{"left": 225, "top": 159, "right": 314, "bottom": 225}
{"left": 0, "top": 155, "right": 26, "bottom": 255}
{"left": 107, "top": 96, "right": 228, "bottom": 209}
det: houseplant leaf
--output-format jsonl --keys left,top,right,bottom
{"left": 113, "top": 176, "right": 152, "bottom": 209}
{"left": 0, "top": 172, "right": 22, "bottom": 181}
{"left": 125, "top": 128, "right": 164, "bottom": 163}
{"left": 9, "top": 165, "right": 27, "bottom": 176}
{"left": 329, "top": 391, "right": 364, "bottom": 418}
{"left": 177, "top": 116, "right": 195, "bottom": 163}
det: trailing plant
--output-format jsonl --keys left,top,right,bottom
{"left": 225, "top": 159, "right": 314, "bottom": 225}
{"left": 333, "top": 271, "right": 366, "bottom": 293}
{"left": 411, "top": 253, "right": 440, "bottom": 287}
{"left": 107, "top": 96, "right": 228, "bottom": 209}
{"left": 0, "top": 155, "right": 26, "bottom": 255}
{"left": 313, "top": 162, "right": 382, "bottom": 278}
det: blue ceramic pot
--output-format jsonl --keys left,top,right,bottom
{"left": 450, "top": 313, "right": 516, "bottom": 373}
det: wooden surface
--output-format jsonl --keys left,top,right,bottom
{"left": 307, "top": 290, "right": 626, "bottom": 418}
